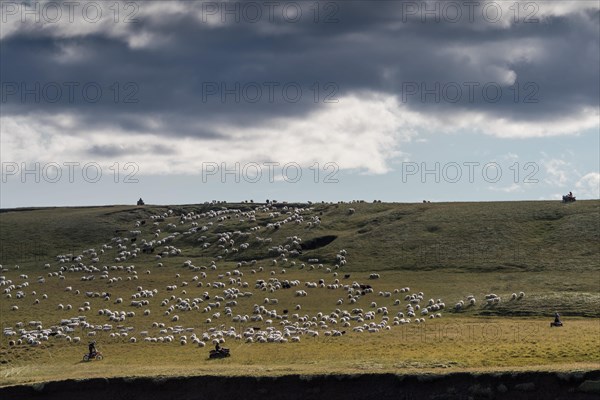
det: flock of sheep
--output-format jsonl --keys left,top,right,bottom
{"left": 1, "top": 204, "right": 525, "bottom": 350}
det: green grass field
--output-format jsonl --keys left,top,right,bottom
{"left": 0, "top": 200, "right": 599, "bottom": 386}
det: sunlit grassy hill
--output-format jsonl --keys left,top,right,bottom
{"left": 0, "top": 200, "right": 599, "bottom": 386}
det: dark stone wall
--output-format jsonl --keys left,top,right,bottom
{"left": 2, "top": 371, "right": 600, "bottom": 400}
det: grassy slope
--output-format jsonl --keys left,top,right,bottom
{"left": 0, "top": 201, "right": 598, "bottom": 385}
{"left": 2, "top": 201, "right": 598, "bottom": 270}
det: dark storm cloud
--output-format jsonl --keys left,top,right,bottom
{"left": 1, "top": 1, "right": 598, "bottom": 137}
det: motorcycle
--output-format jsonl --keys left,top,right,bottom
{"left": 83, "top": 351, "right": 104, "bottom": 361}
{"left": 209, "top": 348, "right": 230, "bottom": 359}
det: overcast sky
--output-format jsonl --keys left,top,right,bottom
{"left": 1, "top": 0, "right": 598, "bottom": 207}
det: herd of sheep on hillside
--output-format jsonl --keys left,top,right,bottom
{"left": 2, "top": 204, "right": 525, "bottom": 349}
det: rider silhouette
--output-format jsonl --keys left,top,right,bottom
{"left": 88, "top": 341, "right": 97, "bottom": 358}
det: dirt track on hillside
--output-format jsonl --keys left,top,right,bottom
{"left": 1, "top": 371, "right": 599, "bottom": 400}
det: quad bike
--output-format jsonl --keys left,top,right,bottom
{"left": 550, "top": 321, "right": 563, "bottom": 327}
{"left": 562, "top": 195, "right": 576, "bottom": 203}
{"left": 209, "top": 348, "right": 230, "bottom": 359}
{"left": 83, "top": 351, "right": 104, "bottom": 361}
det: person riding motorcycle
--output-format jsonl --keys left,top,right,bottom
{"left": 88, "top": 341, "right": 97, "bottom": 358}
